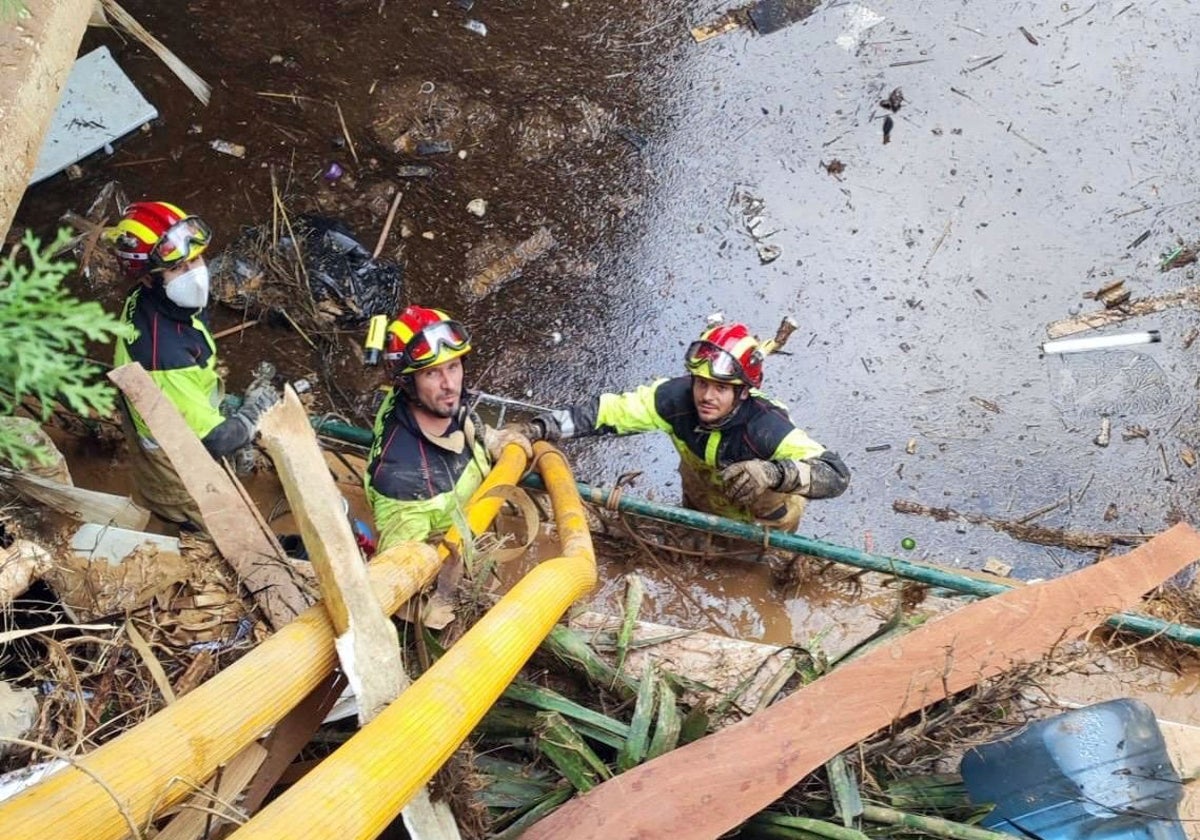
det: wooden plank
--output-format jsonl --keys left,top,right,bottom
{"left": 0, "top": 468, "right": 149, "bottom": 530}
{"left": 256, "top": 386, "right": 403, "bottom": 723}
{"left": 107, "top": 363, "right": 313, "bottom": 631}
{"left": 257, "top": 386, "right": 463, "bottom": 840}
{"left": 153, "top": 742, "right": 267, "bottom": 840}
{"left": 0, "top": 0, "right": 96, "bottom": 239}
{"left": 522, "top": 523, "right": 1200, "bottom": 840}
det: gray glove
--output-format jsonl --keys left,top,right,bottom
{"left": 237, "top": 385, "right": 280, "bottom": 428}
{"left": 529, "top": 409, "right": 576, "bottom": 443}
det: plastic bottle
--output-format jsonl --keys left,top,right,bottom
{"left": 960, "top": 698, "right": 1186, "bottom": 839}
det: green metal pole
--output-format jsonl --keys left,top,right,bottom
{"left": 296, "top": 417, "right": 1200, "bottom": 647}
{"left": 519, "top": 475, "right": 1200, "bottom": 648}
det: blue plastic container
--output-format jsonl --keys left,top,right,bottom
{"left": 960, "top": 698, "right": 1186, "bottom": 839}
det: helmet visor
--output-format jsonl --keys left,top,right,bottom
{"left": 395, "top": 320, "right": 471, "bottom": 371}
{"left": 150, "top": 216, "right": 212, "bottom": 269}
{"left": 685, "top": 340, "right": 747, "bottom": 384}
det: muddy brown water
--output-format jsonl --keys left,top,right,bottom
{"left": 12, "top": 0, "right": 1200, "bottom": 646}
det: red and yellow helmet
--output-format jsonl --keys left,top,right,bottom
{"left": 685, "top": 322, "right": 764, "bottom": 388}
{"left": 104, "top": 201, "right": 212, "bottom": 280}
{"left": 384, "top": 305, "right": 472, "bottom": 377}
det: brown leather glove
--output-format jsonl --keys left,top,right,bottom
{"left": 720, "top": 460, "right": 784, "bottom": 506}
{"left": 482, "top": 424, "right": 533, "bottom": 461}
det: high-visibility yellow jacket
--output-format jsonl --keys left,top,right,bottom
{"left": 364, "top": 388, "right": 491, "bottom": 550}
{"left": 113, "top": 285, "right": 225, "bottom": 443}
{"left": 566, "top": 376, "right": 849, "bottom": 525}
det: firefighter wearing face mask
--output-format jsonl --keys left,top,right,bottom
{"left": 364, "top": 305, "right": 531, "bottom": 551}
{"left": 107, "top": 202, "right": 277, "bottom": 529}
{"left": 520, "top": 321, "right": 850, "bottom": 531}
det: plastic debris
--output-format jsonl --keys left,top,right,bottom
{"left": 416, "top": 140, "right": 453, "bottom": 155}
{"left": 322, "top": 161, "right": 345, "bottom": 182}
{"left": 397, "top": 165, "right": 435, "bottom": 178}
{"left": 209, "top": 139, "right": 246, "bottom": 158}
{"left": 209, "top": 215, "right": 403, "bottom": 326}
{"left": 1041, "top": 330, "right": 1161, "bottom": 355}
{"left": 467, "top": 198, "right": 487, "bottom": 217}
{"left": 463, "top": 19, "right": 487, "bottom": 36}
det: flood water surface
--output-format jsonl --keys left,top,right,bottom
{"left": 14, "top": 0, "right": 1200, "bottom": 645}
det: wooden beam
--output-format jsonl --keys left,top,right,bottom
{"left": 522, "top": 523, "right": 1200, "bottom": 840}
{"left": 0, "top": 0, "right": 96, "bottom": 240}
{"left": 256, "top": 386, "right": 463, "bottom": 839}
{"left": 107, "top": 363, "right": 313, "bottom": 631}
{"left": 256, "top": 386, "right": 404, "bottom": 723}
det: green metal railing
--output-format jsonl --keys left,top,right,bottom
{"left": 310, "top": 417, "right": 1200, "bottom": 647}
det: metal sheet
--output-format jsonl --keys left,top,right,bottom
{"left": 29, "top": 45, "right": 158, "bottom": 184}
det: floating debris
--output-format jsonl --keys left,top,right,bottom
{"left": 322, "top": 161, "right": 344, "bottom": 182}
{"left": 1160, "top": 246, "right": 1197, "bottom": 272}
{"left": 1042, "top": 330, "right": 1161, "bottom": 355}
{"left": 396, "top": 165, "right": 434, "bottom": 178}
{"left": 467, "top": 198, "right": 487, "bottom": 217}
{"left": 415, "top": 139, "right": 453, "bottom": 155}
{"left": 690, "top": 13, "right": 741, "bottom": 43}
{"left": 1094, "top": 416, "right": 1111, "bottom": 448}
{"left": 1094, "top": 279, "right": 1130, "bottom": 309}
{"left": 982, "top": 557, "right": 1013, "bottom": 578}
{"left": 1018, "top": 25, "right": 1039, "bottom": 45}
{"left": 1122, "top": 425, "right": 1150, "bottom": 441}
{"left": 731, "top": 185, "right": 784, "bottom": 265}
{"left": 879, "top": 87, "right": 904, "bottom": 112}
{"left": 463, "top": 19, "right": 488, "bottom": 36}
{"left": 822, "top": 159, "right": 845, "bottom": 176}
{"left": 209, "top": 139, "right": 246, "bottom": 158}
{"left": 969, "top": 395, "right": 1000, "bottom": 414}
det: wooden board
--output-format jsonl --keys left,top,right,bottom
{"left": 522, "top": 523, "right": 1200, "bottom": 840}
{"left": 108, "top": 363, "right": 313, "bottom": 630}
{"left": 256, "top": 386, "right": 403, "bottom": 722}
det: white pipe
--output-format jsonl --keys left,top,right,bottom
{"left": 1041, "top": 330, "right": 1161, "bottom": 355}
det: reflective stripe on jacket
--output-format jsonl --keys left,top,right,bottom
{"left": 593, "top": 376, "right": 827, "bottom": 466}
{"left": 364, "top": 389, "right": 490, "bottom": 549}
{"left": 112, "top": 285, "right": 223, "bottom": 442}
{"left": 580, "top": 376, "right": 839, "bottom": 524}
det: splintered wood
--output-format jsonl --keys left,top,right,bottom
{"left": 522, "top": 524, "right": 1200, "bottom": 840}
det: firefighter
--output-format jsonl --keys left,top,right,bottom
{"left": 364, "top": 305, "right": 531, "bottom": 551}
{"left": 107, "top": 201, "right": 277, "bottom": 529}
{"left": 520, "top": 321, "right": 849, "bottom": 531}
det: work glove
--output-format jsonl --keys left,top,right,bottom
{"left": 720, "top": 459, "right": 785, "bottom": 506}
{"left": 482, "top": 424, "right": 534, "bottom": 461}
{"left": 528, "top": 409, "right": 576, "bottom": 443}
{"left": 774, "top": 459, "right": 814, "bottom": 495}
{"left": 236, "top": 384, "right": 281, "bottom": 429}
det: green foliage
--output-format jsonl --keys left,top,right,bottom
{"left": 0, "top": 229, "right": 133, "bottom": 467}
{"left": 1, "top": 0, "right": 29, "bottom": 22}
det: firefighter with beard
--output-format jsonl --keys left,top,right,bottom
{"left": 365, "top": 305, "right": 531, "bottom": 551}
{"left": 519, "top": 320, "right": 849, "bottom": 531}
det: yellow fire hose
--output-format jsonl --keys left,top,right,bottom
{"left": 227, "top": 442, "right": 596, "bottom": 839}
{"left": 0, "top": 446, "right": 529, "bottom": 840}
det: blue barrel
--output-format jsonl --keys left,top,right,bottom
{"left": 960, "top": 698, "right": 1186, "bottom": 839}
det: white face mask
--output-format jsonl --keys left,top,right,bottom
{"left": 164, "top": 264, "right": 210, "bottom": 309}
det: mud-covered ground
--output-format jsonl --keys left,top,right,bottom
{"left": 13, "top": 0, "right": 1200, "bottom": 644}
